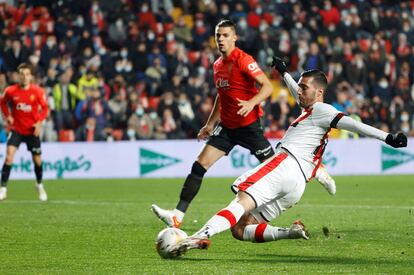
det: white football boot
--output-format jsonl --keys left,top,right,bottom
{"left": 0, "top": 187, "right": 7, "bottom": 201}
{"left": 288, "top": 220, "right": 310, "bottom": 240}
{"left": 36, "top": 183, "right": 48, "bottom": 201}
{"left": 151, "top": 204, "right": 182, "bottom": 228}
{"left": 170, "top": 236, "right": 211, "bottom": 257}
{"left": 315, "top": 166, "right": 336, "bottom": 195}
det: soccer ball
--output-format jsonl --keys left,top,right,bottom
{"left": 155, "top": 228, "right": 188, "bottom": 259}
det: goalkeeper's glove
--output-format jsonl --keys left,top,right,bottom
{"left": 271, "top": 56, "right": 288, "bottom": 75}
{"left": 385, "top": 132, "right": 408, "bottom": 148}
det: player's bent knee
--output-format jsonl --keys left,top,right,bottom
{"left": 190, "top": 161, "right": 207, "bottom": 178}
{"left": 231, "top": 224, "right": 245, "bottom": 241}
{"left": 5, "top": 155, "right": 15, "bottom": 164}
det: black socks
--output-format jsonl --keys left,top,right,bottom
{"left": 176, "top": 161, "right": 207, "bottom": 213}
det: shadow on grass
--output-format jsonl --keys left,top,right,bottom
{"left": 225, "top": 254, "right": 407, "bottom": 266}
{"left": 177, "top": 254, "right": 408, "bottom": 266}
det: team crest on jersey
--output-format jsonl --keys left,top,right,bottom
{"left": 30, "top": 94, "right": 35, "bottom": 101}
{"left": 215, "top": 77, "right": 230, "bottom": 89}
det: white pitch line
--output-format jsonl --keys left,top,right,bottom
{"left": 1, "top": 200, "right": 412, "bottom": 209}
{"left": 299, "top": 203, "right": 412, "bottom": 210}
{"left": 1, "top": 200, "right": 138, "bottom": 206}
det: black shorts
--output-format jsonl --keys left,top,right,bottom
{"left": 207, "top": 119, "right": 274, "bottom": 162}
{"left": 7, "top": 131, "right": 42, "bottom": 155}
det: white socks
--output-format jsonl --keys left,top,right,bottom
{"left": 194, "top": 201, "right": 245, "bottom": 238}
{"left": 243, "top": 223, "right": 290, "bottom": 242}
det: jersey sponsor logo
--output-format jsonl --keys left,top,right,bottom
{"left": 215, "top": 77, "right": 230, "bottom": 89}
{"left": 139, "top": 148, "right": 181, "bottom": 176}
{"left": 247, "top": 62, "right": 261, "bottom": 73}
{"left": 16, "top": 103, "right": 33, "bottom": 112}
{"left": 381, "top": 145, "right": 414, "bottom": 171}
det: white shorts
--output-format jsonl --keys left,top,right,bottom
{"left": 232, "top": 151, "right": 306, "bottom": 223}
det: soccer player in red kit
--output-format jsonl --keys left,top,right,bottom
{"left": 151, "top": 19, "right": 276, "bottom": 227}
{"left": 0, "top": 63, "right": 49, "bottom": 201}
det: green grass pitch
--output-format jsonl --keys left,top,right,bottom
{"left": 0, "top": 175, "right": 413, "bottom": 274}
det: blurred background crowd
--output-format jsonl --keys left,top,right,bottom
{"left": 0, "top": 0, "right": 413, "bottom": 142}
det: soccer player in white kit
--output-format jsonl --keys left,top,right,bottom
{"left": 170, "top": 57, "right": 407, "bottom": 255}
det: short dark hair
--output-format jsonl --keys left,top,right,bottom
{"left": 301, "top": 69, "right": 328, "bottom": 91}
{"left": 17, "top": 63, "right": 33, "bottom": 74}
{"left": 216, "top": 19, "right": 236, "bottom": 33}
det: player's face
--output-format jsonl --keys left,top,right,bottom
{"left": 215, "top": 26, "right": 237, "bottom": 56}
{"left": 18, "top": 68, "right": 33, "bottom": 88}
{"left": 297, "top": 76, "right": 321, "bottom": 109}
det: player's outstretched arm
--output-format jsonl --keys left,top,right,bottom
{"left": 335, "top": 115, "right": 407, "bottom": 148}
{"left": 271, "top": 56, "right": 300, "bottom": 105}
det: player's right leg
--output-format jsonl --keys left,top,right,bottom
{"left": 0, "top": 132, "right": 21, "bottom": 201}
{"left": 28, "top": 135, "right": 47, "bottom": 201}
{"left": 172, "top": 191, "right": 255, "bottom": 255}
{"left": 151, "top": 144, "right": 226, "bottom": 227}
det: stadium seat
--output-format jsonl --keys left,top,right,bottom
{"left": 112, "top": 129, "right": 124, "bottom": 141}
{"left": 58, "top": 130, "right": 75, "bottom": 142}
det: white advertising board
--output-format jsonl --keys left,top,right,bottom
{"left": 0, "top": 138, "right": 413, "bottom": 179}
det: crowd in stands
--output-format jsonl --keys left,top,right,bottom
{"left": 0, "top": 0, "right": 413, "bottom": 142}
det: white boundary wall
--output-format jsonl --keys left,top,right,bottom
{"left": 0, "top": 138, "right": 413, "bottom": 179}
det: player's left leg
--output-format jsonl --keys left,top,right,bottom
{"left": 1, "top": 131, "right": 22, "bottom": 201}
{"left": 171, "top": 191, "right": 254, "bottom": 255}
{"left": 27, "top": 135, "right": 47, "bottom": 201}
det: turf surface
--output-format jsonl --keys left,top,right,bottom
{"left": 0, "top": 175, "right": 413, "bottom": 274}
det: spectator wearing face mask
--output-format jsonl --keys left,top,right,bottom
{"left": 157, "top": 91, "right": 180, "bottom": 121}
{"left": 108, "top": 89, "right": 127, "bottom": 129}
{"left": 145, "top": 57, "right": 167, "bottom": 95}
{"left": 137, "top": 2, "right": 157, "bottom": 32}
{"left": 52, "top": 68, "right": 81, "bottom": 131}
{"left": 246, "top": 4, "right": 263, "bottom": 28}
{"left": 162, "top": 108, "right": 185, "bottom": 139}
{"left": 127, "top": 104, "right": 154, "bottom": 140}
{"left": 39, "top": 35, "right": 59, "bottom": 69}
{"left": 108, "top": 18, "right": 127, "bottom": 47}
{"left": 192, "top": 14, "right": 210, "bottom": 51}
{"left": 148, "top": 111, "right": 167, "bottom": 139}
{"left": 319, "top": 0, "right": 340, "bottom": 27}
{"left": 399, "top": 111, "right": 411, "bottom": 134}
{"left": 176, "top": 92, "right": 198, "bottom": 138}
{"left": 373, "top": 77, "right": 393, "bottom": 102}
{"left": 173, "top": 16, "right": 192, "bottom": 45}
{"left": 4, "top": 39, "right": 30, "bottom": 72}
{"left": 77, "top": 69, "right": 98, "bottom": 100}
{"left": 230, "top": 2, "right": 247, "bottom": 23}
{"left": 131, "top": 42, "right": 149, "bottom": 74}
